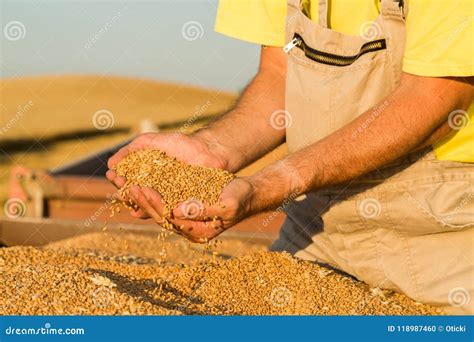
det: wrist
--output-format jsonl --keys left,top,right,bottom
{"left": 247, "top": 173, "right": 288, "bottom": 215}
{"left": 247, "top": 159, "right": 308, "bottom": 213}
{"left": 192, "top": 129, "right": 232, "bottom": 171}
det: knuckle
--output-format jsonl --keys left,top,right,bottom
{"left": 226, "top": 199, "right": 240, "bottom": 216}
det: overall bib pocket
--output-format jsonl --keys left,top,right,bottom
{"left": 284, "top": 10, "right": 396, "bottom": 153}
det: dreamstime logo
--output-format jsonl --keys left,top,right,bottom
{"left": 84, "top": 198, "right": 115, "bottom": 227}
{"left": 351, "top": 100, "right": 389, "bottom": 139}
{"left": 3, "top": 21, "right": 26, "bottom": 41}
{"left": 448, "top": 287, "right": 470, "bottom": 308}
{"left": 270, "top": 110, "right": 292, "bottom": 130}
{"left": 92, "top": 109, "right": 115, "bottom": 130}
{"left": 0, "top": 100, "right": 34, "bottom": 136}
{"left": 441, "top": 16, "right": 474, "bottom": 52}
{"left": 177, "top": 100, "right": 212, "bottom": 135}
{"left": 3, "top": 198, "right": 26, "bottom": 219}
{"left": 180, "top": 199, "right": 204, "bottom": 219}
{"left": 84, "top": 10, "right": 124, "bottom": 50}
{"left": 181, "top": 21, "right": 204, "bottom": 41}
{"left": 262, "top": 191, "right": 299, "bottom": 227}
{"left": 445, "top": 191, "right": 473, "bottom": 223}
{"left": 269, "top": 287, "right": 292, "bottom": 308}
{"left": 92, "top": 287, "right": 115, "bottom": 308}
{"left": 448, "top": 109, "right": 470, "bottom": 130}
{"left": 359, "top": 21, "right": 382, "bottom": 41}
{"left": 358, "top": 198, "right": 381, "bottom": 219}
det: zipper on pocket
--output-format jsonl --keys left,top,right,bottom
{"left": 283, "top": 37, "right": 301, "bottom": 53}
{"left": 285, "top": 33, "right": 386, "bottom": 67}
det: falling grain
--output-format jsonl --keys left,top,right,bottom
{"left": 112, "top": 149, "right": 234, "bottom": 233}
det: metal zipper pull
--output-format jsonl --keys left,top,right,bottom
{"left": 283, "top": 37, "right": 300, "bottom": 53}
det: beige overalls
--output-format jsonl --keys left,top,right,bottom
{"left": 271, "top": 0, "right": 474, "bottom": 314}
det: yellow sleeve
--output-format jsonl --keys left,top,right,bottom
{"left": 403, "top": 0, "right": 474, "bottom": 77}
{"left": 214, "top": 0, "right": 287, "bottom": 47}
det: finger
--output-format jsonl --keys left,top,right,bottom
{"left": 169, "top": 217, "right": 225, "bottom": 236}
{"left": 106, "top": 170, "right": 126, "bottom": 191}
{"left": 141, "top": 187, "right": 167, "bottom": 217}
{"left": 173, "top": 200, "right": 225, "bottom": 221}
{"left": 112, "top": 176, "right": 127, "bottom": 190}
{"left": 129, "top": 186, "right": 164, "bottom": 223}
{"left": 108, "top": 190, "right": 147, "bottom": 218}
{"left": 106, "top": 170, "right": 116, "bottom": 182}
{"left": 107, "top": 145, "right": 134, "bottom": 169}
{"left": 111, "top": 191, "right": 127, "bottom": 203}
{"left": 115, "top": 186, "right": 133, "bottom": 205}
{"left": 130, "top": 208, "right": 150, "bottom": 219}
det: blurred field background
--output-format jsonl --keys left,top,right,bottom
{"left": 0, "top": 0, "right": 266, "bottom": 206}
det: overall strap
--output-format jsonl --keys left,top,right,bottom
{"left": 287, "top": 0, "right": 301, "bottom": 8}
{"left": 296, "top": 0, "right": 328, "bottom": 28}
{"left": 380, "top": 0, "right": 408, "bottom": 19}
{"left": 317, "top": 0, "right": 328, "bottom": 28}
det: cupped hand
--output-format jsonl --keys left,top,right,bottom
{"left": 105, "top": 132, "right": 229, "bottom": 219}
{"left": 127, "top": 178, "right": 255, "bottom": 243}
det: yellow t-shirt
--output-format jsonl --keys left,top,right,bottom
{"left": 215, "top": 0, "right": 474, "bottom": 162}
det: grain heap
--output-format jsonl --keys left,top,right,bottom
{"left": 113, "top": 149, "right": 235, "bottom": 234}
{"left": 0, "top": 233, "right": 443, "bottom": 315}
{"left": 46, "top": 232, "right": 267, "bottom": 266}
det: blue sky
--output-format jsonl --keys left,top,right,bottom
{"left": 0, "top": 0, "right": 260, "bottom": 92}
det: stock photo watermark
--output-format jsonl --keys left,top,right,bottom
{"left": 178, "top": 100, "right": 212, "bottom": 134}
{"left": 84, "top": 9, "right": 125, "bottom": 50}
{"left": 268, "top": 286, "right": 293, "bottom": 308}
{"left": 0, "top": 100, "right": 34, "bottom": 136}
{"left": 181, "top": 21, "right": 204, "bottom": 41}
{"left": 3, "top": 20, "right": 26, "bottom": 41}
{"left": 84, "top": 197, "right": 115, "bottom": 227}
{"left": 4, "top": 323, "right": 85, "bottom": 336}
{"left": 448, "top": 287, "right": 470, "bottom": 308}
{"left": 3, "top": 198, "right": 27, "bottom": 219}
{"left": 262, "top": 191, "right": 299, "bottom": 227}
{"left": 359, "top": 21, "right": 382, "bottom": 41}
{"left": 358, "top": 198, "right": 382, "bottom": 219}
{"left": 92, "top": 109, "right": 115, "bottom": 130}
{"left": 180, "top": 199, "right": 205, "bottom": 219}
{"left": 270, "top": 109, "right": 292, "bottom": 130}
{"left": 440, "top": 16, "right": 474, "bottom": 52}
{"left": 352, "top": 100, "right": 390, "bottom": 139}
{"left": 445, "top": 191, "right": 473, "bottom": 223}
{"left": 448, "top": 109, "right": 470, "bottom": 130}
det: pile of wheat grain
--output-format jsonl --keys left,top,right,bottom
{"left": 0, "top": 233, "right": 442, "bottom": 315}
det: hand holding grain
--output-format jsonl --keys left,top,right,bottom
{"left": 107, "top": 147, "right": 253, "bottom": 243}
{"left": 107, "top": 132, "right": 228, "bottom": 187}
{"left": 106, "top": 132, "right": 229, "bottom": 219}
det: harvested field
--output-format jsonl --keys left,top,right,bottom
{"left": 0, "top": 232, "right": 442, "bottom": 315}
{"left": 0, "top": 75, "right": 236, "bottom": 206}
{"left": 0, "top": 75, "right": 236, "bottom": 141}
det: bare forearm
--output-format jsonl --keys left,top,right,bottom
{"left": 193, "top": 47, "right": 287, "bottom": 172}
{"left": 249, "top": 74, "right": 473, "bottom": 212}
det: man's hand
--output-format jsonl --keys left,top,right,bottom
{"left": 106, "top": 132, "right": 229, "bottom": 218}
{"left": 127, "top": 178, "right": 255, "bottom": 243}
